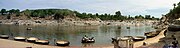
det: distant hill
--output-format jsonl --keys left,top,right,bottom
{"left": 0, "top": 8, "right": 158, "bottom": 21}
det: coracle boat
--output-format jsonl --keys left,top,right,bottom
{"left": 81, "top": 37, "right": 95, "bottom": 43}
{"left": 119, "top": 37, "right": 130, "bottom": 41}
{"left": 145, "top": 33, "right": 156, "bottom": 38}
{"left": 0, "top": 34, "right": 9, "bottom": 39}
{"left": 27, "top": 37, "right": 39, "bottom": 43}
{"left": 127, "top": 27, "right": 130, "bottom": 29}
{"left": 145, "top": 31, "right": 160, "bottom": 38}
{"left": 168, "top": 25, "right": 180, "bottom": 31}
{"left": 132, "top": 36, "right": 145, "bottom": 41}
{"left": 151, "top": 32, "right": 160, "bottom": 36}
{"left": 26, "top": 28, "right": 32, "bottom": 30}
{"left": 56, "top": 40, "right": 70, "bottom": 46}
{"left": 112, "top": 36, "right": 131, "bottom": 41}
{"left": 118, "top": 27, "right": 121, "bottom": 29}
{"left": 35, "top": 40, "right": 49, "bottom": 45}
{"left": 14, "top": 36, "right": 26, "bottom": 41}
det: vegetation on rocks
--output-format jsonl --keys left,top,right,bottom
{"left": 0, "top": 8, "right": 158, "bottom": 20}
{"left": 167, "top": 2, "right": 180, "bottom": 19}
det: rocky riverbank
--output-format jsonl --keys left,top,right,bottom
{"left": 0, "top": 19, "right": 159, "bottom": 26}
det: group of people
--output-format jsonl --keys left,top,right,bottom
{"left": 82, "top": 35, "right": 94, "bottom": 40}
{"left": 82, "top": 35, "right": 95, "bottom": 43}
{"left": 163, "top": 35, "right": 179, "bottom": 48}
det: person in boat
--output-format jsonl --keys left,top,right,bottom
{"left": 83, "top": 35, "right": 88, "bottom": 40}
{"left": 82, "top": 35, "right": 89, "bottom": 42}
{"left": 172, "top": 38, "right": 178, "bottom": 48}
{"left": 89, "top": 37, "right": 94, "bottom": 40}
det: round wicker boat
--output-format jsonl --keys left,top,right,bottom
{"left": 127, "top": 27, "right": 130, "bottom": 29}
{"left": 119, "top": 37, "right": 129, "bottom": 41}
{"left": 168, "top": 25, "right": 180, "bottom": 31}
{"left": 56, "top": 40, "right": 70, "bottom": 46}
{"left": 132, "top": 36, "right": 145, "bottom": 41}
{"left": 35, "top": 40, "right": 49, "bottom": 45}
{"left": 145, "top": 32, "right": 158, "bottom": 38}
{"left": 27, "top": 37, "right": 38, "bottom": 43}
{"left": 81, "top": 38, "right": 95, "bottom": 43}
{"left": 14, "top": 36, "right": 26, "bottom": 41}
{"left": 0, "top": 35, "right": 9, "bottom": 39}
{"left": 81, "top": 37, "right": 95, "bottom": 43}
{"left": 26, "top": 28, "right": 32, "bottom": 30}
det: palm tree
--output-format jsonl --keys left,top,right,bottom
{"left": 173, "top": 3, "right": 176, "bottom": 9}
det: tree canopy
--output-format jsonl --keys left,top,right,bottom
{"left": 0, "top": 8, "right": 159, "bottom": 20}
{"left": 167, "top": 2, "right": 180, "bottom": 19}
{"left": 0, "top": 9, "right": 7, "bottom": 15}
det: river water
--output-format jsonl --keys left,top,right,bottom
{"left": 0, "top": 24, "right": 155, "bottom": 46}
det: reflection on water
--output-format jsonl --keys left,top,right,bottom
{"left": 0, "top": 24, "right": 155, "bottom": 46}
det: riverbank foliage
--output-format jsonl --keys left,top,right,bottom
{"left": 0, "top": 8, "right": 158, "bottom": 20}
{"left": 167, "top": 2, "right": 180, "bottom": 19}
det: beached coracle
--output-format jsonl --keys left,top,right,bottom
{"left": 14, "top": 36, "right": 26, "bottom": 41}
{"left": 27, "top": 37, "right": 39, "bottom": 42}
{"left": 145, "top": 31, "right": 160, "bottom": 38}
{"left": 35, "top": 40, "right": 49, "bottom": 45}
{"left": 56, "top": 40, "right": 70, "bottom": 46}
{"left": 132, "top": 36, "right": 145, "bottom": 41}
{"left": 168, "top": 25, "right": 180, "bottom": 31}
{"left": 119, "top": 37, "right": 130, "bottom": 41}
{"left": 0, "top": 35, "right": 9, "bottom": 39}
{"left": 145, "top": 33, "right": 156, "bottom": 38}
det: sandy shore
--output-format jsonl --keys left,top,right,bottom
{"left": 148, "top": 29, "right": 180, "bottom": 47}
{"left": 0, "top": 38, "right": 113, "bottom": 48}
{"left": 134, "top": 29, "right": 166, "bottom": 48}
{"left": 0, "top": 39, "right": 64, "bottom": 48}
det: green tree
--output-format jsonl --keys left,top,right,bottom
{"left": 15, "top": 9, "right": 20, "bottom": 16}
{"left": 54, "top": 12, "right": 63, "bottom": 20}
{"left": 1, "top": 9, "right": 7, "bottom": 15}
{"left": 24, "top": 9, "right": 31, "bottom": 16}
{"left": 115, "top": 11, "right": 122, "bottom": 16}
{"left": 178, "top": 2, "right": 180, "bottom": 7}
{"left": 135, "top": 15, "right": 144, "bottom": 19}
{"left": 8, "top": 9, "right": 15, "bottom": 14}
{"left": 95, "top": 13, "right": 99, "bottom": 16}
{"left": 145, "top": 15, "right": 151, "bottom": 19}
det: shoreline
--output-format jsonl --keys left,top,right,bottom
{"left": 134, "top": 28, "right": 166, "bottom": 48}
{"left": 0, "top": 38, "right": 113, "bottom": 48}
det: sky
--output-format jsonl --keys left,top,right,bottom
{"left": 0, "top": 0, "right": 179, "bottom": 18}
